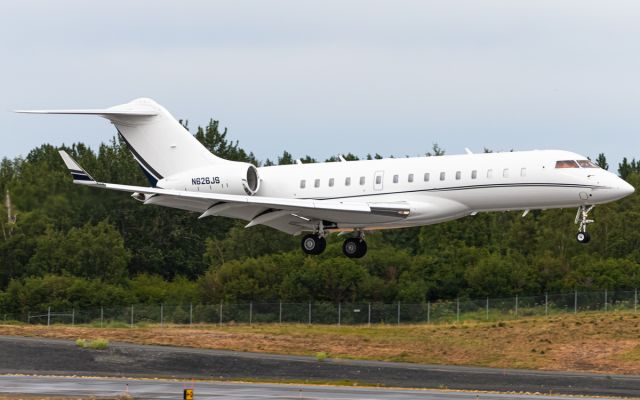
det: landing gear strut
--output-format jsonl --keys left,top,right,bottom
{"left": 575, "top": 205, "right": 594, "bottom": 244}
{"left": 342, "top": 231, "right": 367, "bottom": 258}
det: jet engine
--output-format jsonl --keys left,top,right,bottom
{"left": 157, "top": 162, "right": 260, "bottom": 195}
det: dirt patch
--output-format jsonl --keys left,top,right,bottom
{"left": 548, "top": 339, "right": 639, "bottom": 373}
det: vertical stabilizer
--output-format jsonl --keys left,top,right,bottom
{"left": 16, "top": 98, "right": 228, "bottom": 178}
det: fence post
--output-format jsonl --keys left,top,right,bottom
{"left": 574, "top": 290, "right": 578, "bottom": 314}
{"left": 189, "top": 303, "right": 193, "bottom": 326}
{"left": 160, "top": 304, "right": 164, "bottom": 327}
{"left": 604, "top": 289, "right": 608, "bottom": 312}
{"left": 545, "top": 292, "right": 548, "bottom": 316}
{"left": 397, "top": 302, "right": 400, "bottom": 325}
{"left": 427, "top": 301, "right": 431, "bottom": 324}
{"left": 219, "top": 302, "right": 223, "bottom": 327}
{"left": 27, "top": 311, "right": 30, "bottom": 324}
{"left": 130, "top": 305, "right": 134, "bottom": 328}
{"left": 72, "top": 308, "right": 75, "bottom": 326}
{"left": 338, "top": 302, "right": 341, "bottom": 326}
{"left": 100, "top": 307, "right": 104, "bottom": 328}
{"left": 367, "top": 303, "right": 371, "bottom": 327}
{"left": 515, "top": 295, "right": 518, "bottom": 318}
{"left": 279, "top": 302, "right": 282, "bottom": 324}
{"left": 486, "top": 297, "right": 489, "bottom": 320}
{"left": 308, "top": 302, "right": 311, "bottom": 325}
{"left": 456, "top": 298, "right": 460, "bottom": 323}
{"left": 249, "top": 302, "right": 253, "bottom": 326}
{"left": 47, "top": 306, "right": 51, "bottom": 327}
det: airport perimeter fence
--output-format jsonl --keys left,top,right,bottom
{"left": 2, "top": 289, "right": 639, "bottom": 327}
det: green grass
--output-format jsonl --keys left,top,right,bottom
{"left": 76, "top": 338, "right": 109, "bottom": 350}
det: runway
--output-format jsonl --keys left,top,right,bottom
{"left": 0, "top": 375, "right": 631, "bottom": 400}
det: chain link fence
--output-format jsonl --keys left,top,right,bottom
{"left": 2, "top": 289, "right": 638, "bottom": 327}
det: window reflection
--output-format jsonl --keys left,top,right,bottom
{"left": 555, "top": 160, "right": 579, "bottom": 168}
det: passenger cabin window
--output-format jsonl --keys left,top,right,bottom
{"left": 520, "top": 168, "right": 527, "bottom": 177}
{"left": 408, "top": 173, "right": 414, "bottom": 183}
{"left": 503, "top": 168, "right": 509, "bottom": 178}
{"left": 455, "top": 171, "right": 461, "bottom": 180}
{"left": 487, "top": 169, "right": 493, "bottom": 178}
{"left": 393, "top": 175, "right": 399, "bottom": 183}
{"left": 424, "top": 173, "right": 430, "bottom": 182}
{"left": 300, "top": 180, "right": 306, "bottom": 189}
{"left": 329, "top": 178, "right": 335, "bottom": 187}
{"left": 555, "top": 160, "right": 579, "bottom": 168}
{"left": 375, "top": 175, "right": 382, "bottom": 185}
{"left": 345, "top": 177, "right": 351, "bottom": 186}
{"left": 577, "top": 160, "right": 598, "bottom": 168}
{"left": 471, "top": 170, "right": 477, "bottom": 179}
{"left": 440, "top": 172, "right": 446, "bottom": 181}
{"left": 314, "top": 179, "right": 320, "bottom": 188}
{"left": 359, "top": 176, "right": 365, "bottom": 185}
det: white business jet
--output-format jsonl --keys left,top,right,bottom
{"left": 17, "top": 98, "right": 634, "bottom": 258}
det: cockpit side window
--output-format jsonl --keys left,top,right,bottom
{"left": 577, "top": 160, "right": 598, "bottom": 168}
{"left": 555, "top": 160, "right": 579, "bottom": 169}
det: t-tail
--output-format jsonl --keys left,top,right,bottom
{"left": 16, "top": 98, "right": 228, "bottom": 187}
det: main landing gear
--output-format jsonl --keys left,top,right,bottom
{"left": 301, "top": 233, "right": 326, "bottom": 255}
{"left": 575, "top": 205, "right": 594, "bottom": 244}
{"left": 342, "top": 235, "right": 367, "bottom": 259}
{"left": 300, "top": 230, "right": 368, "bottom": 258}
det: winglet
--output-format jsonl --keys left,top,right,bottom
{"left": 58, "top": 150, "right": 97, "bottom": 184}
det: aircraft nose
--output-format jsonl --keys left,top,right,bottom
{"left": 620, "top": 179, "right": 636, "bottom": 196}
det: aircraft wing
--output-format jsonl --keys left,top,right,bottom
{"left": 59, "top": 151, "right": 410, "bottom": 234}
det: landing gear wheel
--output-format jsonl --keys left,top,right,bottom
{"left": 576, "top": 231, "right": 591, "bottom": 244}
{"left": 301, "top": 234, "right": 326, "bottom": 255}
{"left": 342, "top": 238, "right": 367, "bottom": 258}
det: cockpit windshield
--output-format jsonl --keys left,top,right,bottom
{"left": 577, "top": 160, "right": 598, "bottom": 168}
{"left": 555, "top": 160, "right": 599, "bottom": 169}
{"left": 555, "top": 160, "right": 579, "bottom": 168}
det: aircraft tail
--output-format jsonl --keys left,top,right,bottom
{"left": 16, "top": 98, "right": 227, "bottom": 184}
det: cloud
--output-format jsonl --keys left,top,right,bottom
{"left": 1, "top": 0, "right": 639, "bottom": 165}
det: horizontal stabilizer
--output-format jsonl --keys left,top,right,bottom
{"left": 15, "top": 109, "right": 157, "bottom": 117}
{"left": 58, "top": 151, "right": 96, "bottom": 184}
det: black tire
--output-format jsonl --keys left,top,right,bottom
{"left": 576, "top": 231, "right": 591, "bottom": 244}
{"left": 342, "top": 238, "right": 360, "bottom": 258}
{"left": 301, "top": 234, "right": 326, "bottom": 255}
{"left": 355, "top": 239, "right": 367, "bottom": 258}
{"left": 316, "top": 236, "right": 327, "bottom": 254}
{"left": 343, "top": 238, "right": 367, "bottom": 258}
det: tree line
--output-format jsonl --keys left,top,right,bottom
{"left": 0, "top": 119, "right": 639, "bottom": 314}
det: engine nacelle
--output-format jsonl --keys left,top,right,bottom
{"left": 157, "top": 162, "right": 260, "bottom": 195}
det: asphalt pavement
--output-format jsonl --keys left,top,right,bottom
{"left": 0, "top": 375, "right": 633, "bottom": 400}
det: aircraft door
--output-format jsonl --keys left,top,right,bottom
{"left": 374, "top": 170, "right": 384, "bottom": 191}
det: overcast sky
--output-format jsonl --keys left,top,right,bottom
{"left": 1, "top": 1, "right": 639, "bottom": 168}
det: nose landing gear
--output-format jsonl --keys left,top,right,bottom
{"left": 575, "top": 205, "right": 594, "bottom": 244}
